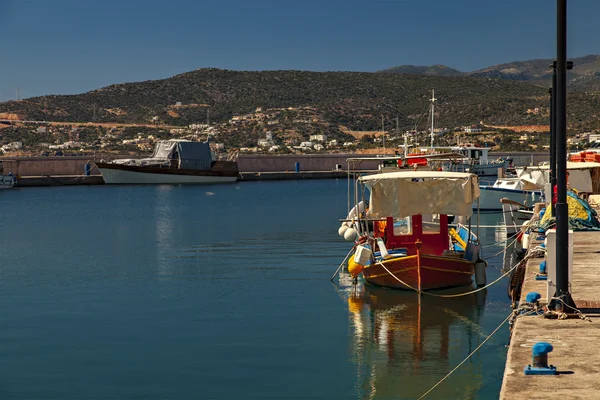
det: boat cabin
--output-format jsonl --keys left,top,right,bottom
{"left": 451, "top": 145, "right": 490, "bottom": 165}
{"left": 111, "top": 140, "right": 215, "bottom": 170}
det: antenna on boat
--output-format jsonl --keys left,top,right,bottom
{"left": 430, "top": 89, "right": 436, "bottom": 149}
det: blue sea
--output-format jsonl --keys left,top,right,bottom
{"left": 0, "top": 180, "right": 513, "bottom": 399}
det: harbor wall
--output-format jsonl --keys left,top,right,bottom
{"left": 0, "top": 152, "right": 550, "bottom": 177}
{"left": 0, "top": 157, "right": 96, "bottom": 177}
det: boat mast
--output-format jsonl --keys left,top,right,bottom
{"left": 430, "top": 89, "right": 436, "bottom": 149}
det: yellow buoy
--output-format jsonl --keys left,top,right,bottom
{"left": 348, "top": 257, "right": 364, "bottom": 277}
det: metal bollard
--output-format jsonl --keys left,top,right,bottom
{"left": 524, "top": 342, "right": 557, "bottom": 375}
{"left": 525, "top": 292, "right": 541, "bottom": 304}
{"left": 536, "top": 261, "right": 548, "bottom": 281}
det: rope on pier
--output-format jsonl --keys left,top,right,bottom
{"left": 417, "top": 312, "right": 512, "bottom": 400}
{"left": 545, "top": 295, "right": 592, "bottom": 322}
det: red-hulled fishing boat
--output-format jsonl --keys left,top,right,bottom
{"left": 339, "top": 170, "right": 485, "bottom": 291}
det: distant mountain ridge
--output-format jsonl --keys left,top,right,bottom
{"left": 378, "top": 64, "right": 464, "bottom": 77}
{"left": 379, "top": 54, "right": 600, "bottom": 91}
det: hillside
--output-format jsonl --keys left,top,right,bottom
{"left": 381, "top": 54, "right": 600, "bottom": 91}
{"left": 1, "top": 68, "right": 600, "bottom": 140}
{"left": 0, "top": 69, "right": 552, "bottom": 129}
{"left": 378, "top": 65, "right": 464, "bottom": 77}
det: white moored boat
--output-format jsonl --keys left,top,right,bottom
{"left": 477, "top": 177, "right": 543, "bottom": 211}
{"left": 96, "top": 140, "right": 238, "bottom": 185}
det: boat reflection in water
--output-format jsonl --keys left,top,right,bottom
{"left": 339, "top": 274, "right": 487, "bottom": 399}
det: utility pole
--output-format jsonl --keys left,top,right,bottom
{"left": 550, "top": 60, "right": 572, "bottom": 216}
{"left": 550, "top": 0, "right": 576, "bottom": 311}
{"left": 549, "top": 77, "right": 556, "bottom": 217}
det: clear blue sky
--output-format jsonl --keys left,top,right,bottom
{"left": 1, "top": 0, "right": 599, "bottom": 100}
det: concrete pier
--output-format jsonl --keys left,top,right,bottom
{"left": 239, "top": 171, "right": 354, "bottom": 181}
{"left": 500, "top": 231, "right": 600, "bottom": 399}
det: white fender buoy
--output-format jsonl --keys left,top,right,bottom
{"left": 522, "top": 232, "right": 530, "bottom": 250}
{"left": 474, "top": 260, "right": 487, "bottom": 287}
{"left": 344, "top": 227, "right": 358, "bottom": 242}
{"left": 338, "top": 224, "right": 349, "bottom": 237}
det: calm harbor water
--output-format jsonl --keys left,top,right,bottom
{"left": 0, "top": 180, "right": 513, "bottom": 399}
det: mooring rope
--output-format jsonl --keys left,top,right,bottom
{"left": 376, "top": 259, "right": 519, "bottom": 298}
{"left": 482, "top": 235, "right": 519, "bottom": 261}
{"left": 330, "top": 245, "right": 357, "bottom": 282}
{"left": 417, "top": 312, "right": 511, "bottom": 399}
{"left": 545, "top": 295, "right": 593, "bottom": 322}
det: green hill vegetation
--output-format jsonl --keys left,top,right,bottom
{"left": 2, "top": 67, "right": 600, "bottom": 142}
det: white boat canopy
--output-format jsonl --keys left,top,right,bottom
{"left": 517, "top": 162, "right": 600, "bottom": 194}
{"left": 359, "top": 171, "right": 481, "bottom": 218}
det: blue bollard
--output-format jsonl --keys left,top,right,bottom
{"left": 295, "top": 162, "right": 300, "bottom": 173}
{"left": 524, "top": 342, "right": 557, "bottom": 375}
{"left": 525, "top": 292, "right": 541, "bottom": 304}
{"left": 536, "top": 261, "right": 548, "bottom": 280}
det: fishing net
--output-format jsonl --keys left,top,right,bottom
{"left": 539, "top": 191, "right": 600, "bottom": 231}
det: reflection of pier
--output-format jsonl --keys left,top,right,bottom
{"left": 342, "top": 282, "right": 487, "bottom": 399}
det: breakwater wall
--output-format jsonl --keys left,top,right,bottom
{"left": 1, "top": 152, "right": 549, "bottom": 177}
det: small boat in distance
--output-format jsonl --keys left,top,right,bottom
{"left": 338, "top": 170, "right": 486, "bottom": 291}
{"left": 0, "top": 162, "right": 16, "bottom": 189}
{"left": 96, "top": 139, "right": 239, "bottom": 185}
{"left": 0, "top": 174, "right": 15, "bottom": 189}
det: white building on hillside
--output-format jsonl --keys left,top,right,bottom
{"left": 310, "top": 134, "right": 327, "bottom": 142}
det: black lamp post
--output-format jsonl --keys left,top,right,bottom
{"left": 550, "top": 0, "right": 576, "bottom": 311}
{"left": 549, "top": 60, "right": 572, "bottom": 217}
{"left": 549, "top": 83, "right": 555, "bottom": 217}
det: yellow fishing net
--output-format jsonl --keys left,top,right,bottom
{"left": 541, "top": 195, "right": 588, "bottom": 224}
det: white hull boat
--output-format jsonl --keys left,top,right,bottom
{"left": 96, "top": 139, "right": 238, "bottom": 185}
{"left": 476, "top": 178, "right": 542, "bottom": 210}
{"left": 98, "top": 167, "right": 238, "bottom": 184}
{"left": 502, "top": 201, "right": 533, "bottom": 237}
